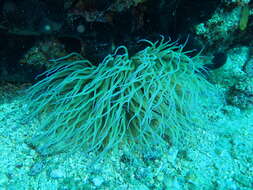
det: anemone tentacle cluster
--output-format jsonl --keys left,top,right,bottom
{"left": 25, "top": 39, "right": 216, "bottom": 157}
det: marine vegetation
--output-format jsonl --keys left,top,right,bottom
{"left": 24, "top": 38, "right": 216, "bottom": 157}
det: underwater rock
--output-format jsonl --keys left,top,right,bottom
{"left": 227, "top": 76, "right": 253, "bottom": 109}
{"left": 28, "top": 161, "right": 46, "bottom": 176}
{"left": 49, "top": 169, "right": 66, "bottom": 179}
{"left": 243, "top": 57, "right": 253, "bottom": 77}
{"left": 92, "top": 176, "right": 104, "bottom": 187}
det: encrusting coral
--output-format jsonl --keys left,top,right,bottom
{"left": 24, "top": 38, "right": 217, "bottom": 157}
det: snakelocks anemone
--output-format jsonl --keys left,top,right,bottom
{"left": 25, "top": 38, "right": 217, "bottom": 158}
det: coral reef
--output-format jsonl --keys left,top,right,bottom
{"left": 0, "top": 1, "right": 253, "bottom": 189}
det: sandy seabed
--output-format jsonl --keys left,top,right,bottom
{"left": 0, "top": 85, "right": 252, "bottom": 190}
